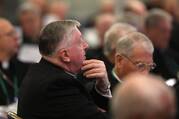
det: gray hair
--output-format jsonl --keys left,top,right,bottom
{"left": 39, "top": 20, "right": 80, "bottom": 56}
{"left": 18, "top": 2, "right": 41, "bottom": 16}
{"left": 116, "top": 32, "right": 154, "bottom": 57}
{"left": 111, "top": 73, "right": 176, "bottom": 119}
{"left": 104, "top": 22, "right": 137, "bottom": 56}
{"left": 145, "top": 8, "right": 172, "bottom": 28}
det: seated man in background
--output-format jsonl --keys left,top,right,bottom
{"left": 18, "top": 1, "right": 42, "bottom": 44}
{"left": 17, "top": 2, "right": 42, "bottom": 63}
{"left": 17, "top": 20, "right": 111, "bottom": 119}
{"left": 111, "top": 73, "right": 176, "bottom": 119}
{"left": 0, "top": 18, "right": 29, "bottom": 117}
{"left": 103, "top": 22, "right": 136, "bottom": 91}
{"left": 0, "top": 18, "right": 29, "bottom": 105}
{"left": 144, "top": 8, "right": 179, "bottom": 80}
{"left": 111, "top": 32, "right": 155, "bottom": 91}
{"left": 85, "top": 13, "right": 117, "bottom": 54}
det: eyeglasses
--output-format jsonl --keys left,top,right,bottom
{"left": 120, "top": 54, "right": 156, "bottom": 72}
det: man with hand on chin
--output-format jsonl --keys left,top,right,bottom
{"left": 17, "top": 20, "right": 111, "bottom": 119}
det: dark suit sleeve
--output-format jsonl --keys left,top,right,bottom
{"left": 82, "top": 76, "right": 110, "bottom": 111}
{"left": 90, "top": 85, "right": 110, "bottom": 111}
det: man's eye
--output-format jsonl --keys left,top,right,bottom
{"left": 136, "top": 63, "right": 146, "bottom": 69}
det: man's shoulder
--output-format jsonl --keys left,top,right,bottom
{"left": 24, "top": 61, "right": 77, "bottom": 86}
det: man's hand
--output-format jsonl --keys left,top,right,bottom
{"left": 82, "top": 59, "right": 110, "bottom": 93}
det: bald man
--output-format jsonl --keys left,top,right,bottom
{"left": 0, "top": 18, "right": 29, "bottom": 106}
{"left": 111, "top": 73, "right": 176, "bottom": 119}
{"left": 0, "top": 18, "right": 19, "bottom": 60}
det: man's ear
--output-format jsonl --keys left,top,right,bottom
{"left": 115, "top": 54, "right": 123, "bottom": 67}
{"left": 57, "top": 49, "right": 70, "bottom": 62}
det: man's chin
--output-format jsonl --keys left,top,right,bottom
{"left": 83, "top": 57, "right": 86, "bottom": 62}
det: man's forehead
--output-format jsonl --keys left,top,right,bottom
{"left": 0, "top": 20, "right": 13, "bottom": 32}
{"left": 0, "top": 19, "right": 10, "bottom": 26}
{"left": 70, "top": 27, "right": 81, "bottom": 36}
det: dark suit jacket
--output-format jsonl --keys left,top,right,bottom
{"left": 17, "top": 58, "right": 109, "bottom": 119}
{"left": 170, "top": 20, "right": 179, "bottom": 54}
{"left": 151, "top": 48, "right": 179, "bottom": 79}
{"left": 107, "top": 70, "right": 120, "bottom": 93}
{"left": 0, "top": 57, "right": 29, "bottom": 105}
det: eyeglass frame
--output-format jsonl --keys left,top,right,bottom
{"left": 117, "top": 54, "right": 156, "bottom": 72}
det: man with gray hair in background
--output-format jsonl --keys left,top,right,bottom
{"left": 111, "top": 32, "right": 155, "bottom": 91}
{"left": 111, "top": 73, "right": 176, "bottom": 119}
{"left": 103, "top": 22, "right": 136, "bottom": 91}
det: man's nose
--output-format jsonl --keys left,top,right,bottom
{"left": 83, "top": 40, "right": 89, "bottom": 49}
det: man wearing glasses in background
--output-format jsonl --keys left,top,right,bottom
{"left": 111, "top": 31, "right": 155, "bottom": 90}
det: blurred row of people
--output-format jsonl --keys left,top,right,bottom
{"left": 0, "top": 0, "right": 179, "bottom": 119}
{"left": 16, "top": 19, "right": 177, "bottom": 119}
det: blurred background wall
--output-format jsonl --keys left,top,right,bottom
{"left": 0, "top": 0, "right": 120, "bottom": 24}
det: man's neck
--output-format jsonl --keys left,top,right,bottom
{"left": 0, "top": 52, "right": 10, "bottom": 62}
{"left": 42, "top": 56, "right": 76, "bottom": 75}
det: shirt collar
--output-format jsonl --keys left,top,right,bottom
{"left": 65, "top": 71, "right": 77, "bottom": 79}
{"left": 112, "top": 68, "right": 123, "bottom": 83}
